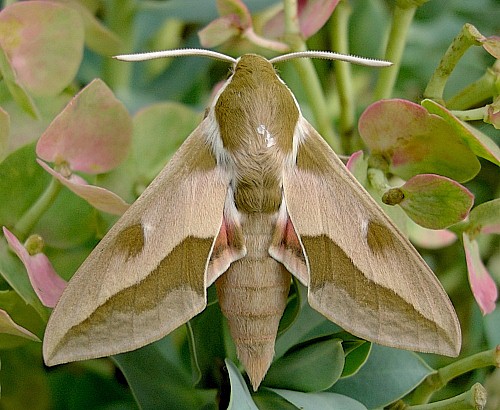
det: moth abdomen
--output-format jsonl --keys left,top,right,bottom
{"left": 215, "top": 214, "right": 290, "bottom": 390}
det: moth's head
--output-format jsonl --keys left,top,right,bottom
{"left": 227, "top": 54, "right": 280, "bottom": 89}
{"left": 233, "top": 54, "right": 275, "bottom": 76}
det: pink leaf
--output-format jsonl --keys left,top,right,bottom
{"left": 3, "top": 227, "right": 66, "bottom": 308}
{"left": 407, "top": 221, "right": 457, "bottom": 249}
{"left": 37, "top": 160, "right": 129, "bottom": 216}
{"left": 0, "top": 308, "right": 40, "bottom": 341}
{"left": 36, "top": 79, "right": 132, "bottom": 174}
{"left": 346, "top": 150, "right": 363, "bottom": 172}
{"left": 198, "top": 15, "right": 242, "bottom": 48}
{"left": 481, "top": 35, "right": 500, "bottom": 58}
{"left": 216, "top": 0, "right": 252, "bottom": 28}
{"left": 262, "top": 0, "right": 339, "bottom": 39}
{"left": 0, "top": 1, "right": 84, "bottom": 96}
{"left": 346, "top": 150, "right": 367, "bottom": 186}
{"left": 297, "top": 0, "right": 340, "bottom": 38}
{"left": 359, "top": 99, "right": 480, "bottom": 182}
{"left": 463, "top": 233, "right": 498, "bottom": 315}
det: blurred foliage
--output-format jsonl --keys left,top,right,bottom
{"left": 0, "top": 0, "right": 498, "bottom": 409}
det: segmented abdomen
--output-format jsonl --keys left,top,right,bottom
{"left": 215, "top": 213, "right": 290, "bottom": 390}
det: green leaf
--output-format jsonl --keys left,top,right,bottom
{"left": 131, "top": 102, "right": 201, "bottom": 184}
{"left": 341, "top": 340, "right": 371, "bottom": 378}
{"left": 484, "top": 306, "right": 500, "bottom": 348}
{"left": 275, "top": 284, "right": 342, "bottom": 358}
{"left": 113, "top": 335, "right": 216, "bottom": 410}
{"left": 386, "top": 174, "right": 474, "bottom": 229}
{"left": 0, "top": 290, "right": 43, "bottom": 346}
{"left": 270, "top": 389, "right": 367, "bottom": 410}
{"left": 0, "top": 46, "right": 39, "bottom": 118}
{"left": 0, "top": 345, "right": 51, "bottom": 409}
{"left": 226, "top": 359, "right": 259, "bottom": 410}
{"left": 187, "top": 300, "right": 226, "bottom": 387}
{"left": 46, "top": 360, "right": 136, "bottom": 409}
{"left": 0, "top": 143, "right": 50, "bottom": 228}
{"left": 0, "top": 308, "right": 39, "bottom": 342}
{"left": 422, "top": 99, "right": 500, "bottom": 166}
{"left": 33, "top": 185, "right": 97, "bottom": 249}
{"left": 277, "top": 277, "right": 302, "bottom": 336}
{"left": 0, "top": 106, "right": 9, "bottom": 162}
{"left": 263, "top": 337, "right": 344, "bottom": 392}
{"left": 1, "top": 92, "right": 71, "bottom": 155}
{"left": 252, "top": 389, "right": 299, "bottom": 409}
{"left": 56, "top": 0, "right": 124, "bottom": 56}
{"left": 329, "top": 345, "right": 433, "bottom": 408}
{"left": 468, "top": 198, "right": 500, "bottom": 234}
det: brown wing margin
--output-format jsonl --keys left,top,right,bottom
{"left": 43, "top": 120, "right": 230, "bottom": 365}
{"left": 282, "top": 118, "right": 461, "bottom": 357}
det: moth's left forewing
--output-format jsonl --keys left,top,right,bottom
{"left": 43, "top": 121, "right": 232, "bottom": 365}
{"left": 281, "top": 118, "right": 461, "bottom": 357}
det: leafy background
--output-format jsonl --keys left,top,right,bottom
{"left": 0, "top": 0, "right": 498, "bottom": 409}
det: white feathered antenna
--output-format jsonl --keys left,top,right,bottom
{"left": 114, "top": 48, "right": 391, "bottom": 67}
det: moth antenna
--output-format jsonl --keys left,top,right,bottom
{"left": 270, "top": 50, "right": 392, "bottom": 67}
{"left": 114, "top": 48, "right": 237, "bottom": 64}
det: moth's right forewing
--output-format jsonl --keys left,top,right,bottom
{"left": 43, "top": 120, "right": 230, "bottom": 366}
{"left": 283, "top": 119, "right": 461, "bottom": 357}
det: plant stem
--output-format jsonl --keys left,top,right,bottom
{"left": 291, "top": 58, "right": 340, "bottom": 151}
{"left": 367, "top": 167, "right": 391, "bottom": 194}
{"left": 331, "top": 0, "right": 354, "bottom": 153}
{"left": 102, "top": 0, "right": 136, "bottom": 90}
{"left": 447, "top": 63, "right": 500, "bottom": 110}
{"left": 408, "top": 383, "right": 487, "bottom": 409}
{"left": 282, "top": 0, "right": 339, "bottom": 150}
{"left": 410, "top": 347, "right": 500, "bottom": 404}
{"left": 451, "top": 107, "right": 488, "bottom": 122}
{"left": 424, "top": 24, "right": 484, "bottom": 105}
{"left": 283, "top": 0, "right": 300, "bottom": 37}
{"left": 14, "top": 178, "right": 62, "bottom": 240}
{"left": 375, "top": 0, "right": 421, "bottom": 99}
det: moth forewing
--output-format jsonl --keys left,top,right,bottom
{"left": 43, "top": 121, "right": 231, "bottom": 365}
{"left": 279, "top": 118, "right": 461, "bottom": 357}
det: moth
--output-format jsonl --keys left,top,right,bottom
{"left": 43, "top": 49, "right": 461, "bottom": 391}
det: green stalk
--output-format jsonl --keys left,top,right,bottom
{"left": 424, "top": 24, "right": 483, "bottom": 105}
{"left": 283, "top": 0, "right": 300, "bottom": 37}
{"left": 450, "top": 107, "right": 488, "bottom": 122}
{"left": 375, "top": 0, "right": 422, "bottom": 99}
{"left": 282, "top": 0, "right": 339, "bottom": 150}
{"left": 408, "top": 383, "right": 487, "bottom": 410}
{"left": 410, "top": 347, "right": 499, "bottom": 404}
{"left": 291, "top": 58, "right": 340, "bottom": 150}
{"left": 14, "top": 178, "right": 62, "bottom": 240}
{"left": 101, "top": 0, "right": 136, "bottom": 90}
{"left": 331, "top": 0, "right": 354, "bottom": 153}
{"left": 447, "top": 64, "right": 499, "bottom": 110}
